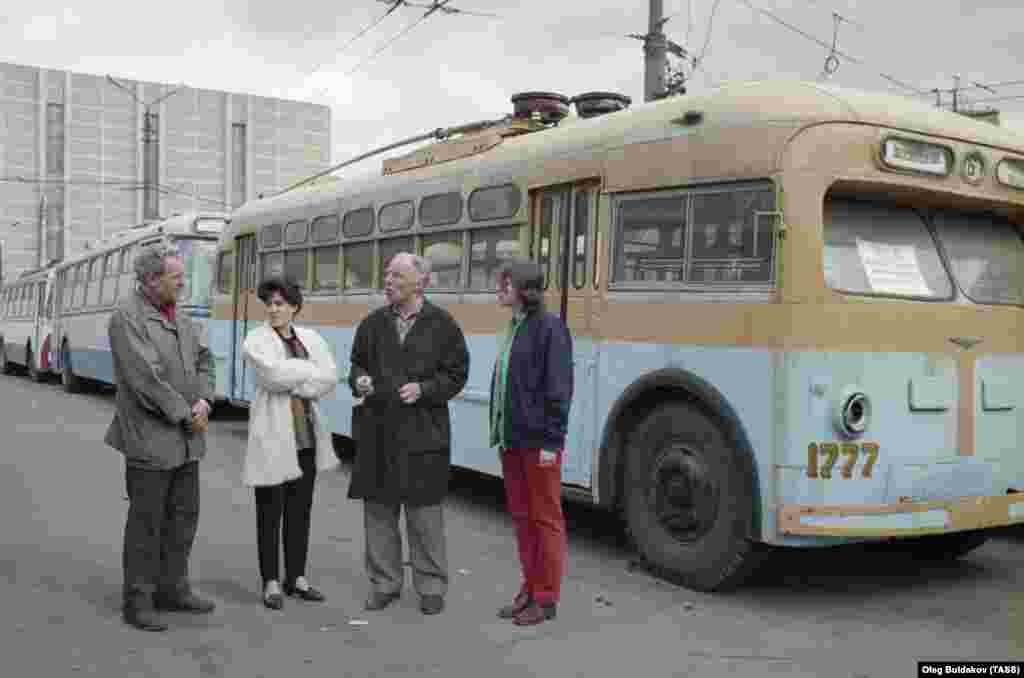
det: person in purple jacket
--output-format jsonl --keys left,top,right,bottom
{"left": 489, "top": 257, "right": 574, "bottom": 626}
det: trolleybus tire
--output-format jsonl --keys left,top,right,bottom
{"left": 0, "top": 341, "right": 11, "bottom": 375}
{"left": 61, "top": 343, "right": 83, "bottom": 394}
{"left": 624, "top": 402, "right": 762, "bottom": 592}
{"left": 26, "top": 346, "right": 45, "bottom": 383}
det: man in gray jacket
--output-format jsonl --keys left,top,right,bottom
{"left": 105, "top": 243, "right": 216, "bottom": 632}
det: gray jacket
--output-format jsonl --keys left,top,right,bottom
{"left": 104, "top": 291, "right": 215, "bottom": 469}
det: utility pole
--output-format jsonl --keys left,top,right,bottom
{"left": 106, "top": 76, "right": 186, "bottom": 221}
{"left": 644, "top": 0, "right": 667, "bottom": 102}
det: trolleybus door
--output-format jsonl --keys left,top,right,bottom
{"left": 230, "top": 234, "right": 257, "bottom": 402}
{"left": 532, "top": 183, "right": 600, "bottom": 484}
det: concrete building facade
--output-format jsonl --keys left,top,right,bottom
{"left": 0, "top": 61, "right": 331, "bottom": 281}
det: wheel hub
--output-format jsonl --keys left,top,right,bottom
{"left": 648, "top": 442, "right": 719, "bottom": 542}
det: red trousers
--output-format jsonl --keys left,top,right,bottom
{"left": 500, "top": 447, "right": 567, "bottom": 605}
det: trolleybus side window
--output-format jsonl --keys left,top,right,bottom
{"left": 379, "top": 201, "right": 414, "bottom": 233}
{"left": 613, "top": 195, "right": 686, "bottom": 283}
{"left": 931, "top": 209, "right": 1024, "bottom": 306}
{"left": 75, "top": 263, "right": 87, "bottom": 308}
{"left": 342, "top": 208, "right": 374, "bottom": 238}
{"left": 260, "top": 224, "right": 283, "bottom": 249}
{"left": 421, "top": 231, "right": 464, "bottom": 288}
{"left": 343, "top": 242, "right": 373, "bottom": 290}
{"left": 420, "top": 192, "right": 463, "bottom": 228}
{"left": 538, "top": 196, "right": 554, "bottom": 289}
{"left": 823, "top": 197, "right": 953, "bottom": 299}
{"left": 572, "top": 189, "right": 591, "bottom": 289}
{"left": 261, "top": 251, "right": 284, "bottom": 280}
{"left": 284, "top": 220, "right": 308, "bottom": 246}
{"left": 468, "top": 184, "right": 521, "bottom": 221}
{"left": 470, "top": 226, "right": 524, "bottom": 290}
{"left": 311, "top": 215, "right": 340, "bottom": 244}
{"left": 688, "top": 187, "right": 777, "bottom": 284}
{"left": 102, "top": 253, "right": 118, "bottom": 305}
{"left": 284, "top": 249, "right": 308, "bottom": 288}
{"left": 218, "top": 251, "right": 234, "bottom": 294}
{"left": 377, "top": 237, "right": 414, "bottom": 288}
{"left": 313, "top": 245, "right": 340, "bottom": 291}
{"left": 86, "top": 258, "right": 101, "bottom": 307}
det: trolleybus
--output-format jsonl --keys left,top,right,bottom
{"left": 211, "top": 82, "right": 1024, "bottom": 590}
{"left": 0, "top": 212, "right": 227, "bottom": 394}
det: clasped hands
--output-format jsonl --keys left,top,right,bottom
{"left": 184, "top": 399, "right": 211, "bottom": 433}
{"left": 355, "top": 375, "right": 421, "bottom": 404}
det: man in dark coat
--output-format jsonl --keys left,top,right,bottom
{"left": 348, "top": 252, "right": 469, "bottom": 616}
{"left": 105, "top": 243, "right": 217, "bottom": 632}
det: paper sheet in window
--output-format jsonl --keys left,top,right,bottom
{"left": 855, "top": 239, "right": 931, "bottom": 296}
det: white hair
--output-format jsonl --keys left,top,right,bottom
{"left": 134, "top": 242, "right": 180, "bottom": 283}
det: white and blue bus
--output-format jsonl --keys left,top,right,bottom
{"left": 0, "top": 212, "right": 227, "bottom": 393}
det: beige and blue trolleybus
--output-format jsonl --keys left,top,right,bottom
{"left": 211, "top": 82, "right": 1024, "bottom": 590}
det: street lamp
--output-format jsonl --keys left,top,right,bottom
{"left": 106, "top": 75, "right": 187, "bottom": 220}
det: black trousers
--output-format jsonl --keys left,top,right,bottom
{"left": 123, "top": 461, "right": 200, "bottom": 608}
{"left": 255, "top": 449, "right": 317, "bottom": 585}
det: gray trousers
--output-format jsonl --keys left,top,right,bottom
{"left": 364, "top": 501, "right": 448, "bottom": 597}
{"left": 123, "top": 461, "right": 199, "bottom": 608}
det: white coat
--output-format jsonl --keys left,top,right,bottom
{"left": 241, "top": 322, "right": 340, "bottom": 487}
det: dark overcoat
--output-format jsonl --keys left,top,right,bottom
{"left": 347, "top": 300, "right": 469, "bottom": 506}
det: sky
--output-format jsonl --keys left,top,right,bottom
{"left": 4, "top": 0, "right": 1024, "bottom": 178}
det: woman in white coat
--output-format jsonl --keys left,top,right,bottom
{"left": 242, "top": 276, "right": 339, "bottom": 610}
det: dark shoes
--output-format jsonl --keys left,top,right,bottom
{"left": 263, "top": 592, "right": 284, "bottom": 610}
{"left": 364, "top": 591, "right": 400, "bottom": 611}
{"left": 153, "top": 592, "right": 216, "bottom": 614}
{"left": 123, "top": 606, "right": 168, "bottom": 632}
{"left": 513, "top": 601, "right": 557, "bottom": 626}
{"left": 284, "top": 582, "right": 326, "bottom": 602}
{"left": 419, "top": 594, "right": 444, "bottom": 615}
{"left": 497, "top": 591, "right": 532, "bottom": 619}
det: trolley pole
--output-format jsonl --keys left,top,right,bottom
{"left": 644, "top": 0, "right": 667, "bottom": 102}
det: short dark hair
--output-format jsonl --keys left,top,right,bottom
{"left": 257, "top": 276, "right": 303, "bottom": 315}
{"left": 497, "top": 257, "right": 545, "bottom": 314}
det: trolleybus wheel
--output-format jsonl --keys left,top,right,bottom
{"left": 624, "top": 402, "right": 761, "bottom": 592}
{"left": 61, "top": 343, "right": 83, "bottom": 394}
{"left": 0, "top": 341, "right": 11, "bottom": 375}
{"left": 899, "top": 530, "right": 989, "bottom": 560}
{"left": 26, "top": 346, "right": 45, "bottom": 383}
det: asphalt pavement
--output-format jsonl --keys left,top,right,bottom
{"left": 0, "top": 373, "right": 1021, "bottom": 678}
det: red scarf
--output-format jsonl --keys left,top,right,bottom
{"left": 159, "top": 303, "right": 176, "bottom": 323}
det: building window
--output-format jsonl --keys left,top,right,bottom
{"left": 46, "top": 104, "right": 64, "bottom": 176}
{"left": 232, "top": 123, "right": 247, "bottom": 208}
{"left": 45, "top": 103, "right": 65, "bottom": 261}
{"left": 144, "top": 112, "right": 160, "bottom": 220}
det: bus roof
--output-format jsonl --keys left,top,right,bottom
{"left": 224, "top": 80, "right": 1024, "bottom": 241}
{"left": 55, "top": 211, "right": 229, "bottom": 270}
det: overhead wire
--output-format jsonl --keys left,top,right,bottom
{"left": 735, "top": 0, "right": 928, "bottom": 95}
{"left": 303, "top": 1, "right": 404, "bottom": 77}
{"left": 692, "top": 0, "right": 725, "bottom": 75}
{"left": 345, "top": 0, "right": 452, "bottom": 76}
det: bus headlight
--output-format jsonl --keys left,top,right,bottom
{"left": 834, "top": 387, "right": 870, "bottom": 437}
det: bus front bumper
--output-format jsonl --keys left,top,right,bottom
{"left": 778, "top": 493, "right": 1024, "bottom": 537}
